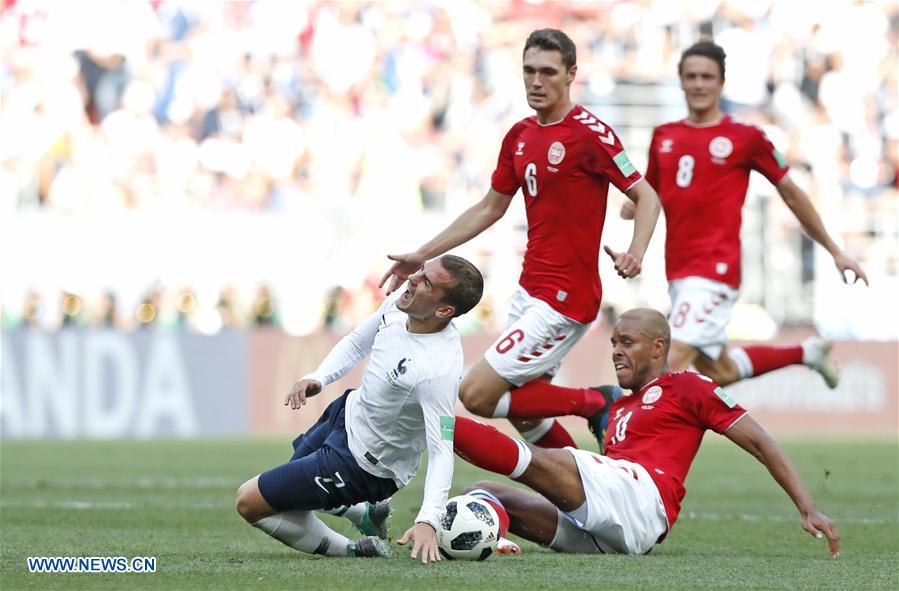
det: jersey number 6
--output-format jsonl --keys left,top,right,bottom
{"left": 524, "top": 163, "right": 538, "bottom": 197}
{"left": 496, "top": 329, "right": 525, "bottom": 354}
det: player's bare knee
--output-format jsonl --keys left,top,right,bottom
{"left": 463, "top": 480, "right": 503, "bottom": 496}
{"left": 459, "top": 384, "right": 495, "bottom": 417}
{"left": 235, "top": 478, "right": 265, "bottom": 523}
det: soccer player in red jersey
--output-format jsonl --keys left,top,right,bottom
{"left": 381, "top": 29, "right": 661, "bottom": 451}
{"left": 626, "top": 41, "right": 868, "bottom": 388}
{"left": 453, "top": 308, "right": 841, "bottom": 557}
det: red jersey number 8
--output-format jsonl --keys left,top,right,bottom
{"left": 495, "top": 329, "right": 525, "bottom": 354}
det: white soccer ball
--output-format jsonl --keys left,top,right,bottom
{"left": 437, "top": 495, "right": 500, "bottom": 561}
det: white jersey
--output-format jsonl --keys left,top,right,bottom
{"left": 303, "top": 289, "right": 461, "bottom": 530}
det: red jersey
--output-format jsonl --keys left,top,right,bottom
{"left": 604, "top": 371, "right": 747, "bottom": 529}
{"left": 646, "top": 116, "right": 790, "bottom": 288}
{"left": 491, "top": 106, "right": 643, "bottom": 323}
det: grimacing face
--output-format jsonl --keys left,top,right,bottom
{"left": 522, "top": 47, "right": 575, "bottom": 114}
{"left": 680, "top": 55, "right": 724, "bottom": 115}
{"left": 610, "top": 318, "right": 663, "bottom": 390}
{"left": 395, "top": 258, "right": 455, "bottom": 320}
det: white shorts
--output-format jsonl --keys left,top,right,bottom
{"left": 667, "top": 276, "right": 740, "bottom": 359}
{"left": 555, "top": 448, "right": 668, "bottom": 555}
{"left": 484, "top": 286, "right": 589, "bottom": 387}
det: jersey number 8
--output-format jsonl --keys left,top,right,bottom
{"left": 676, "top": 155, "right": 694, "bottom": 188}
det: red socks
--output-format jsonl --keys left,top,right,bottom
{"left": 470, "top": 495, "right": 510, "bottom": 538}
{"left": 531, "top": 419, "right": 577, "bottom": 449}
{"left": 507, "top": 382, "right": 605, "bottom": 419}
{"left": 454, "top": 417, "right": 533, "bottom": 478}
{"left": 730, "top": 345, "right": 803, "bottom": 379}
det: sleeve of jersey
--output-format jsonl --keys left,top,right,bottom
{"left": 748, "top": 127, "right": 790, "bottom": 185}
{"left": 490, "top": 125, "right": 521, "bottom": 196}
{"left": 412, "top": 375, "right": 457, "bottom": 530}
{"left": 684, "top": 375, "right": 747, "bottom": 434}
{"left": 584, "top": 126, "right": 643, "bottom": 192}
{"left": 644, "top": 129, "right": 660, "bottom": 190}
{"left": 303, "top": 290, "right": 403, "bottom": 387}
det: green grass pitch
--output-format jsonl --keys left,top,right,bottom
{"left": 2, "top": 437, "right": 896, "bottom": 590}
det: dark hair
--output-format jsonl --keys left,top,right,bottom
{"left": 523, "top": 29, "right": 576, "bottom": 70}
{"left": 679, "top": 41, "right": 726, "bottom": 80}
{"left": 438, "top": 255, "right": 484, "bottom": 318}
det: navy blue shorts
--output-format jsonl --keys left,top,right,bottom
{"left": 257, "top": 390, "right": 398, "bottom": 512}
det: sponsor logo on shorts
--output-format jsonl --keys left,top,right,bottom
{"left": 547, "top": 141, "right": 566, "bottom": 165}
{"left": 642, "top": 386, "right": 663, "bottom": 404}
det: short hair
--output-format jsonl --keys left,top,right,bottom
{"left": 678, "top": 41, "right": 726, "bottom": 80}
{"left": 523, "top": 29, "right": 576, "bottom": 70}
{"left": 438, "top": 255, "right": 484, "bottom": 318}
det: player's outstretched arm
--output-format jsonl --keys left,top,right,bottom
{"left": 380, "top": 189, "right": 514, "bottom": 293}
{"left": 604, "top": 180, "right": 661, "bottom": 279}
{"left": 776, "top": 177, "right": 869, "bottom": 286}
{"left": 725, "top": 415, "right": 841, "bottom": 557}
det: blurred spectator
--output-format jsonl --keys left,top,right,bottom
{"left": 0, "top": 1, "right": 895, "bottom": 338}
{"left": 252, "top": 285, "right": 278, "bottom": 327}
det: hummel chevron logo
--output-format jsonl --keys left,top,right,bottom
{"left": 573, "top": 111, "right": 615, "bottom": 145}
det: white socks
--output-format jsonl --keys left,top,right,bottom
{"left": 492, "top": 392, "right": 511, "bottom": 418}
{"left": 509, "top": 439, "right": 533, "bottom": 479}
{"left": 253, "top": 511, "right": 351, "bottom": 557}
{"left": 518, "top": 417, "right": 554, "bottom": 443}
{"left": 322, "top": 502, "right": 367, "bottom": 526}
{"left": 727, "top": 347, "right": 753, "bottom": 379}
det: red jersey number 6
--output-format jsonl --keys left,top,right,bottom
{"left": 495, "top": 329, "right": 525, "bottom": 354}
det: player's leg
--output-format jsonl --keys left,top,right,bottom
{"left": 467, "top": 290, "right": 609, "bottom": 448}
{"left": 453, "top": 417, "right": 585, "bottom": 512}
{"left": 236, "top": 474, "right": 360, "bottom": 556}
{"left": 454, "top": 417, "right": 667, "bottom": 554}
{"left": 282, "top": 390, "right": 391, "bottom": 538}
{"left": 236, "top": 400, "right": 397, "bottom": 557}
{"left": 462, "top": 481, "right": 559, "bottom": 546}
{"left": 666, "top": 277, "right": 732, "bottom": 372}
{"left": 716, "top": 338, "right": 839, "bottom": 388}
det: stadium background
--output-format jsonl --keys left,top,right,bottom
{"left": 1, "top": 0, "right": 895, "bottom": 440}
{"left": 1, "top": 1, "right": 897, "bottom": 589}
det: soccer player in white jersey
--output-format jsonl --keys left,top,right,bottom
{"left": 236, "top": 255, "right": 484, "bottom": 564}
{"left": 454, "top": 308, "right": 840, "bottom": 557}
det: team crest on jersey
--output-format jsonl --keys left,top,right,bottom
{"left": 642, "top": 385, "right": 663, "bottom": 404}
{"left": 709, "top": 136, "right": 733, "bottom": 159}
{"left": 660, "top": 139, "right": 674, "bottom": 153}
{"left": 387, "top": 357, "right": 409, "bottom": 385}
{"left": 515, "top": 142, "right": 526, "bottom": 156}
{"left": 547, "top": 141, "right": 566, "bottom": 165}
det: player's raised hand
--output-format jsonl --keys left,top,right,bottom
{"left": 284, "top": 379, "right": 322, "bottom": 410}
{"left": 801, "top": 509, "right": 840, "bottom": 558}
{"left": 397, "top": 522, "right": 441, "bottom": 564}
{"left": 379, "top": 252, "right": 426, "bottom": 294}
{"left": 832, "top": 251, "right": 869, "bottom": 286}
{"left": 604, "top": 245, "right": 642, "bottom": 279}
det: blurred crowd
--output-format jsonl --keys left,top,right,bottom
{"left": 1, "top": 0, "right": 896, "bottom": 337}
